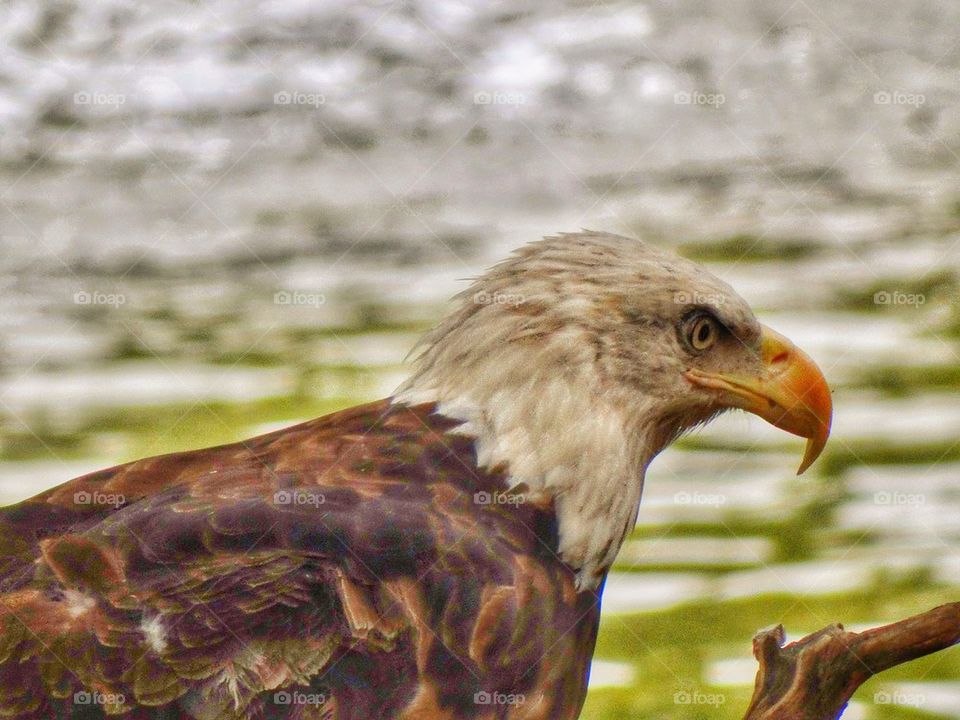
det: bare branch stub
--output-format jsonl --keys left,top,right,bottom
{"left": 742, "top": 602, "right": 960, "bottom": 720}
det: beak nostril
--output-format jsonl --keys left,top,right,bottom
{"left": 769, "top": 351, "right": 790, "bottom": 366}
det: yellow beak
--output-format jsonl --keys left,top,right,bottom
{"left": 684, "top": 325, "right": 833, "bottom": 474}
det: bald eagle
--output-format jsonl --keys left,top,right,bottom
{"left": 0, "top": 232, "right": 831, "bottom": 719}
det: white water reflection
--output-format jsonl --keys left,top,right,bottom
{"left": 601, "top": 573, "right": 710, "bottom": 614}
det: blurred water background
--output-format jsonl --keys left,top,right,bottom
{"left": 1, "top": 1, "right": 960, "bottom": 717}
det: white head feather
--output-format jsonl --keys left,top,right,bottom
{"left": 396, "top": 231, "right": 761, "bottom": 589}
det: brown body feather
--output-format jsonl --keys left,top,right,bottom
{"left": 0, "top": 400, "right": 602, "bottom": 719}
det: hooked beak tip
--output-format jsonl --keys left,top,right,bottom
{"left": 685, "top": 324, "right": 832, "bottom": 474}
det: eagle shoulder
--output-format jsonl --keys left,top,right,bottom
{"left": 0, "top": 400, "right": 601, "bottom": 719}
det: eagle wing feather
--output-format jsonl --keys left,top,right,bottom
{"left": 0, "top": 400, "right": 600, "bottom": 720}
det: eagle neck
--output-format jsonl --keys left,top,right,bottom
{"left": 393, "top": 384, "right": 658, "bottom": 592}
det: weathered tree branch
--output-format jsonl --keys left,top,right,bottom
{"left": 743, "top": 602, "right": 960, "bottom": 719}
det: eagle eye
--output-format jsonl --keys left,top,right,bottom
{"left": 683, "top": 312, "right": 721, "bottom": 352}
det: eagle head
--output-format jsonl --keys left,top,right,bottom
{"left": 396, "top": 231, "right": 832, "bottom": 587}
